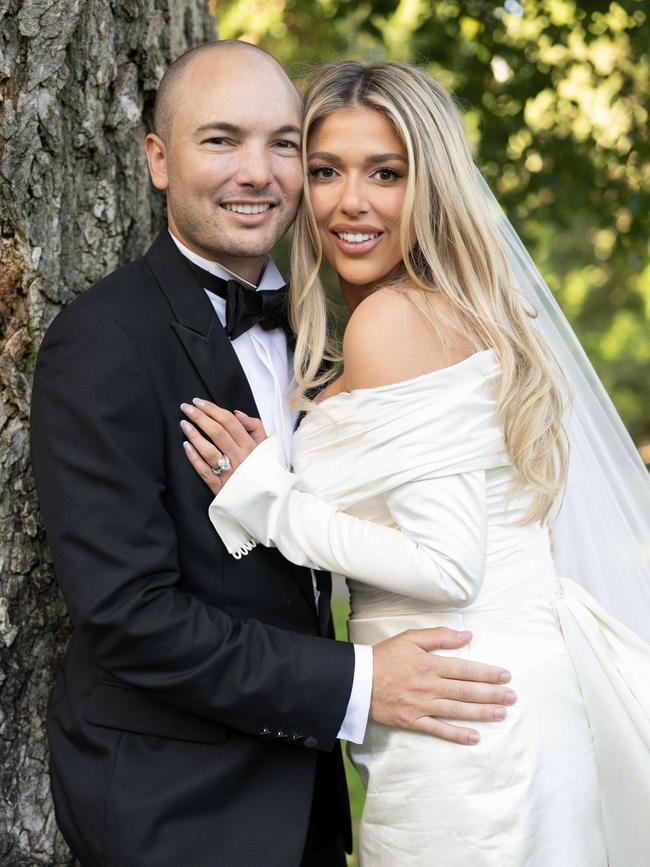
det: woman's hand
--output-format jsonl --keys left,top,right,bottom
{"left": 180, "top": 399, "right": 266, "bottom": 496}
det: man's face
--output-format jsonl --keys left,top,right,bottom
{"left": 147, "top": 50, "right": 303, "bottom": 280}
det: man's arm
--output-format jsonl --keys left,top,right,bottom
{"left": 30, "top": 305, "right": 354, "bottom": 750}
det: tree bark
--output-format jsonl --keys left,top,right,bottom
{"left": 0, "top": 2, "right": 214, "bottom": 862}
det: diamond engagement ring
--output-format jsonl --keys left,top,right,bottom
{"left": 211, "top": 455, "right": 231, "bottom": 476}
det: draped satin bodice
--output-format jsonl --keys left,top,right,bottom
{"left": 291, "top": 350, "right": 558, "bottom": 620}
{"left": 208, "top": 347, "right": 650, "bottom": 867}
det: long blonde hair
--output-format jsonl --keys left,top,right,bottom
{"left": 290, "top": 61, "right": 568, "bottom": 524}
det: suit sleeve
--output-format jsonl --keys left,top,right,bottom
{"left": 209, "top": 435, "right": 487, "bottom": 607}
{"left": 30, "top": 306, "right": 354, "bottom": 750}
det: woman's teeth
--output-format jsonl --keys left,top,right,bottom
{"left": 222, "top": 203, "right": 272, "bottom": 214}
{"left": 336, "top": 231, "right": 381, "bottom": 243}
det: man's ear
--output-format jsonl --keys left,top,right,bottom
{"left": 145, "top": 133, "right": 169, "bottom": 191}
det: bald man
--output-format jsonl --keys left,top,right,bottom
{"left": 31, "top": 41, "right": 514, "bottom": 867}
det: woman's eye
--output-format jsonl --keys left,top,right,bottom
{"left": 308, "top": 166, "right": 337, "bottom": 179}
{"left": 374, "top": 168, "right": 401, "bottom": 182}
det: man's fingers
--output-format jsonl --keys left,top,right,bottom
{"left": 428, "top": 653, "right": 512, "bottom": 686}
{"left": 428, "top": 699, "right": 508, "bottom": 722}
{"left": 438, "top": 679, "right": 517, "bottom": 706}
{"left": 411, "top": 716, "right": 480, "bottom": 746}
{"left": 401, "top": 627, "right": 473, "bottom": 652}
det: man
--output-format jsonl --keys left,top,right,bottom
{"left": 31, "top": 41, "right": 516, "bottom": 866}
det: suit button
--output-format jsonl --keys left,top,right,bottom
{"left": 304, "top": 736, "right": 318, "bottom": 749}
{"left": 276, "top": 730, "right": 288, "bottom": 739}
{"left": 259, "top": 728, "right": 272, "bottom": 736}
{"left": 291, "top": 733, "right": 303, "bottom": 742}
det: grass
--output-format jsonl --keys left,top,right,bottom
{"left": 331, "top": 594, "right": 366, "bottom": 867}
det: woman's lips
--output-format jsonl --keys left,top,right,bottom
{"left": 330, "top": 231, "right": 384, "bottom": 255}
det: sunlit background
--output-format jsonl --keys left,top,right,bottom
{"left": 209, "top": 2, "right": 649, "bottom": 862}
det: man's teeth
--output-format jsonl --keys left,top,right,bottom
{"left": 336, "top": 232, "right": 380, "bottom": 243}
{"left": 222, "top": 203, "right": 272, "bottom": 214}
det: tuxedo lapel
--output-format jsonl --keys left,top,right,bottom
{"left": 146, "top": 230, "right": 258, "bottom": 418}
{"left": 146, "top": 230, "right": 318, "bottom": 622}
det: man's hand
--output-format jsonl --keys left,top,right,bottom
{"left": 370, "top": 628, "right": 516, "bottom": 745}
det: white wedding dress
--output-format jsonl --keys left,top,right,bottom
{"left": 209, "top": 349, "right": 650, "bottom": 867}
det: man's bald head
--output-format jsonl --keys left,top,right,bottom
{"left": 153, "top": 40, "right": 300, "bottom": 146}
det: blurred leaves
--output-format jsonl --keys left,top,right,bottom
{"left": 214, "top": 0, "right": 650, "bottom": 452}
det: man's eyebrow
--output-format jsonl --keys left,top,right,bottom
{"left": 195, "top": 122, "right": 301, "bottom": 136}
{"left": 273, "top": 124, "right": 301, "bottom": 136}
{"left": 307, "top": 150, "right": 407, "bottom": 164}
{"left": 195, "top": 122, "right": 244, "bottom": 135}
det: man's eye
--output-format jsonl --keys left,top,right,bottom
{"left": 205, "top": 137, "right": 226, "bottom": 145}
{"left": 275, "top": 140, "right": 299, "bottom": 149}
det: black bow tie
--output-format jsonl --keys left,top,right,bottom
{"left": 188, "top": 261, "right": 291, "bottom": 341}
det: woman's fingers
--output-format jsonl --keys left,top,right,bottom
{"left": 182, "top": 440, "right": 224, "bottom": 496}
{"left": 190, "top": 398, "right": 254, "bottom": 449}
{"left": 181, "top": 404, "right": 239, "bottom": 459}
{"left": 180, "top": 419, "right": 229, "bottom": 471}
{"left": 234, "top": 410, "right": 267, "bottom": 444}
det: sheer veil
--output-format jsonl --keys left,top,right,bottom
{"left": 479, "top": 175, "right": 650, "bottom": 642}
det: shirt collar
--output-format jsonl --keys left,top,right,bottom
{"left": 169, "top": 229, "right": 285, "bottom": 293}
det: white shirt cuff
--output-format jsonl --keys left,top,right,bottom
{"left": 337, "top": 643, "right": 373, "bottom": 744}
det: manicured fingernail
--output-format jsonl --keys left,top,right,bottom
{"left": 457, "top": 630, "right": 472, "bottom": 640}
{"left": 504, "top": 690, "right": 517, "bottom": 704}
{"left": 183, "top": 441, "right": 194, "bottom": 453}
{"left": 180, "top": 403, "right": 194, "bottom": 414}
{"left": 468, "top": 732, "right": 480, "bottom": 744}
{"left": 499, "top": 671, "right": 512, "bottom": 683}
{"left": 192, "top": 397, "right": 205, "bottom": 407}
{"left": 233, "top": 409, "right": 246, "bottom": 416}
{"left": 494, "top": 707, "right": 507, "bottom": 720}
{"left": 180, "top": 420, "right": 193, "bottom": 433}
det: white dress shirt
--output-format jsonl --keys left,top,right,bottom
{"left": 170, "top": 232, "right": 372, "bottom": 744}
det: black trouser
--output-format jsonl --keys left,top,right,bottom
{"left": 300, "top": 753, "right": 348, "bottom": 867}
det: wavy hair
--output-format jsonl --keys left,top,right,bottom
{"left": 290, "top": 61, "right": 568, "bottom": 523}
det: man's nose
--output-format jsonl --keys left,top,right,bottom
{"left": 233, "top": 144, "right": 274, "bottom": 190}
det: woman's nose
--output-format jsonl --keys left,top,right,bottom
{"left": 338, "top": 176, "right": 369, "bottom": 216}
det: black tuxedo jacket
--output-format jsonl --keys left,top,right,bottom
{"left": 30, "top": 229, "right": 355, "bottom": 867}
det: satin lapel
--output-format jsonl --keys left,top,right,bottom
{"left": 146, "top": 230, "right": 258, "bottom": 417}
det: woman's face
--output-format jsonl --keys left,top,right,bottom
{"left": 306, "top": 106, "right": 408, "bottom": 293}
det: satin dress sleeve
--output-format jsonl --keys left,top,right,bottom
{"left": 209, "top": 433, "right": 487, "bottom": 606}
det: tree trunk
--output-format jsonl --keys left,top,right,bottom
{"left": 0, "top": 2, "right": 214, "bottom": 862}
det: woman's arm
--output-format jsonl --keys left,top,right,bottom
{"left": 207, "top": 433, "right": 486, "bottom": 607}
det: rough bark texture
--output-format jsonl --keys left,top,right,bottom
{"left": 0, "top": 2, "right": 214, "bottom": 862}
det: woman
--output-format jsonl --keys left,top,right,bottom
{"left": 181, "top": 62, "right": 650, "bottom": 865}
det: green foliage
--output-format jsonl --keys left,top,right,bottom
{"left": 214, "top": 0, "right": 650, "bottom": 452}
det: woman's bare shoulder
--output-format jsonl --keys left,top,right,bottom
{"left": 342, "top": 285, "right": 475, "bottom": 391}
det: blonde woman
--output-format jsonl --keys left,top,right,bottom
{"left": 182, "top": 61, "right": 650, "bottom": 865}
